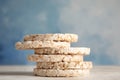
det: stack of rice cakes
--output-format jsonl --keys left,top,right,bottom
{"left": 15, "top": 33, "right": 92, "bottom": 77}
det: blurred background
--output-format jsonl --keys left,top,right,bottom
{"left": 0, "top": 0, "right": 120, "bottom": 65}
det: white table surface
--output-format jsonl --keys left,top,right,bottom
{"left": 0, "top": 66, "right": 120, "bottom": 80}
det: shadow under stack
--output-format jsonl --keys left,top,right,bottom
{"left": 15, "top": 33, "right": 92, "bottom": 77}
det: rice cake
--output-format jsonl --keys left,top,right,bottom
{"left": 36, "top": 61, "right": 92, "bottom": 69}
{"left": 35, "top": 47, "right": 90, "bottom": 55}
{"left": 28, "top": 54, "right": 83, "bottom": 62}
{"left": 24, "top": 33, "right": 78, "bottom": 42}
{"left": 15, "top": 41, "right": 70, "bottom": 50}
{"left": 34, "top": 68, "right": 89, "bottom": 77}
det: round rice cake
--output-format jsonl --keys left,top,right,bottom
{"left": 34, "top": 68, "right": 89, "bottom": 77}
{"left": 15, "top": 41, "right": 70, "bottom": 50}
{"left": 24, "top": 33, "right": 78, "bottom": 42}
{"left": 35, "top": 47, "right": 90, "bottom": 55}
{"left": 27, "top": 55, "right": 83, "bottom": 62}
{"left": 36, "top": 61, "right": 92, "bottom": 69}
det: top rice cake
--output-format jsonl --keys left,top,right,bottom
{"left": 24, "top": 33, "right": 78, "bottom": 42}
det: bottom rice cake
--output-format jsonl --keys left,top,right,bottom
{"left": 36, "top": 61, "right": 92, "bottom": 69}
{"left": 27, "top": 54, "right": 83, "bottom": 62}
{"left": 34, "top": 68, "right": 90, "bottom": 77}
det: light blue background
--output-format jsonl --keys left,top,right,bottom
{"left": 0, "top": 0, "right": 120, "bottom": 65}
